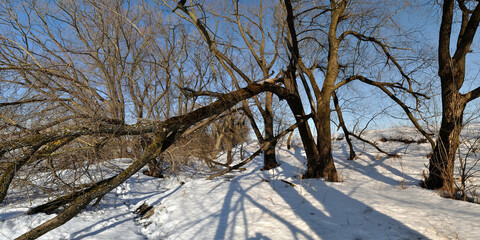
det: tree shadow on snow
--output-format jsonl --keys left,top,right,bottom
{"left": 207, "top": 160, "right": 428, "bottom": 239}
{"left": 0, "top": 211, "right": 23, "bottom": 221}
{"left": 334, "top": 142, "right": 419, "bottom": 186}
{"left": 270, "top": 169, "right": 428, "bottom": 239}
{"left": 70, "top": 212, "right": 134, "bottom": 239}
{"left": 151, "top": 142, "right": 430, "bottom": 239}
{"left": 212, "top": 178, "right": 316, "bottom": 240}
{"left": 69, "top": 177, "right": 185, "bottom": 239}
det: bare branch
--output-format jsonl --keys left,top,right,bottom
{"left": 206, "top": 114, "right": 311, "bottom": 180}
{"left": 454, "top": 1, "right": 480, "bottom": 61}
{"left": 339, "top": 75, "right": 435, "bottom": 149}
{"left": 465, "top": 84, "right": 480, "bottom": 102}
{"left": 349, "top": 131, "right": 397, "bottom": 157}
{"left": 338, "top": 31, "right": 413, "bottom": 89}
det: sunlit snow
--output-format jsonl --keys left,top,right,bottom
{"left": 1, "top": 127, "right": 480, "bottom": 239}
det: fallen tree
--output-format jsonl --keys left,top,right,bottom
{"left": 3, "top": 79, "right": 288, "bottom": 240}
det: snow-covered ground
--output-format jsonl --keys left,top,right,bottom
{"left": 1, "top": 127, "right": 480, "bottom": 239}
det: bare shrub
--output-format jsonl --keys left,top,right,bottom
{"left": 139, "top": 112, "right": 250, "bottom": 178}
{"left": 454, "top": 127, "right": 480, "bottom": 203}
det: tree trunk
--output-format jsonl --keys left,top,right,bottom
{"left": 294, "top": 0, "right": 343, "bottom": 182}
{"left": 27, "top": 176, "right": 116, "bottom": 215}
{"left": 262, "top": 92, "right": 279, "bottom": 170}
{"left": 283, "top": 0, "right": 327, "bottom": 179}
{"left": 226, "top": 144, "right": 233, "bottom": 166}
{"left": 262, "top": 140, "right": 278, "bottom": 170}
{"left": 424, "top": 0, "right": 473, "bottom": 190}
{"left": 304, "top": 100, "right": 338, "bottom": 181}
{"left": 140, "top": 135, "right": 164, "bottom": 178}
{"left": 424, "top": 89, "right": 466, "bottom": 190}
{"left": 284, "top": 68, "right": 330, "bottom": 178}
{"left": 0, "top": 148, "right": 38, "bottom": 204}
{"left": 16, "top": 128, "right": 174, "bottom": 240}
{"left": 283, "top": 68, "right": 321, "bottom": 171}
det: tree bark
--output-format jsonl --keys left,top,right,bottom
{"left": 424, "top": 0, "right": 480, "bottom": 190}
{"left": 424, "top": 72, "right": 468, "bottom": 190}
{"left": 299, "top": 0, "right": 345, "bottom": 181}
{"left": 262, "top": 92, "right": 279, "bottom": 170}
{"left": 282, "top": 68, "right": 321, "bottom": 174}
{"left": 304, "top": 99, "right": 338, "bottom": 181}
{"left": 425, "top": 96, "right": 465, "bottom": 190}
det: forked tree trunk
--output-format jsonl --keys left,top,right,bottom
{"left": 305, "top": 99, "right": 338, "bottom": 181}
{"left": 423, "top": 0, "right": 480, "bottom": 190}
{"left": 304, "top": 0, "right": 344, "bottom": 182}
{"left": 283, "top": 68, "right": 321, "bottom": 171}
{"left": 301, "top": 10, "right": 342, "bottom": 181}
{"left": 283, "top": 0, "right": 339, "bottom": 181}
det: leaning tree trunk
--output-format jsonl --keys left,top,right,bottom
{"left": 425, "top": 89, "right": 467, "bottom": 191}
{"left": 14, "top": 80, "right": 288, "bottom": 240}
{"left": 283, "top": 68, "right": 321, "bottom": 171}
{"left": 16, "top": 128, "right": 175, "bottom": 240}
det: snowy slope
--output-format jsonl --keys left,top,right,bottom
{"left": 1, "top": 127, "right": 480, "bottom": 240}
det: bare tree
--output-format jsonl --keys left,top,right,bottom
{"left": 281, "top": 0, "right": 432, "bottom": 180}
{"left": 0, "top": 1, "right": 292, "bottom": 238}
{"left": 0, "top": 0, "right": 184, "bottom": 201}
{"left": 9, "top": 79, "right": 286, "bottom": 240}
{"left": 168, "top": 0, "right": 432, "bottom": 182}
{"left": 0, "top": 1, "right": 441, "bottom": 238}
{"left": 167, "top": 0, "right": 286, "bottom": 170}
{"left": 423, "top": 0, "right": 480, "bottom": 191}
